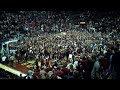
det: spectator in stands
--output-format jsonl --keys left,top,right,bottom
{"left": 40, "top": 67, "right": 46, "bottom": 79}
{"left": 111, "top": 45, "right": 120, "bottom": 79}
{"left": 1, "top": 55, "right": 7, "bottom": 64}
{"left": 9, "top": 54, "right": 15, "bottom": 67}
{"left": 91, "top": 56, "right": 104, "bottom": 79}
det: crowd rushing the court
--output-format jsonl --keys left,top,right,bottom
{"left": 0, "top": 11, "right": 120, "bottom": 79}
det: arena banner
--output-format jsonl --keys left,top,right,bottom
{"left": 80, "top": 22, "right": 86, "bottom": 24}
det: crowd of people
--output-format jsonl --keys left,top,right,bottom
{"left": 0, "top": 10, "right": 120, "bottom": 79}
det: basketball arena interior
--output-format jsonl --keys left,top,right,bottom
{"left": 0, "top": 10, "right": 120, "bottom": 79}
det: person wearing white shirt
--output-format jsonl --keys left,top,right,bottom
{"left": 47, "top": 71, "right": 53, "bottom": 78}
{"left": 74, "top": 60, "right": 78, "bottom": 69}
{"left": 66, "top": 62, "right": 76, "bottom": 70}
{"left": 1, "top": 55, "right": 7, "bottom": 64}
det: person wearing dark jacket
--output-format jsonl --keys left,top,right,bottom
{"left": 111, "top": 46, "right": 120, "bottom": 79}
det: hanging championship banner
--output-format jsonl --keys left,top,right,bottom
{"left": 80, "top": 22, "right": 86, "bottom": 25}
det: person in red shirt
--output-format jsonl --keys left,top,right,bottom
{"left": 46, "top": 59, "right": 49, "bottom": 67}
{"left": 61, "top": 65, "right": 70, "bottom": 75}
{"left": 34, "top": 66, "right": 40, "bottom": 76}
{"left": 56, "top": 67, "right": 64, "bottom": 78}
{"left": 41, "top": 58, "right": 44, "bottom": 67}
{"left": 86, "top": 47, "right": 90, "bottom": 53}
{"left": 102, "top": 54, "right": 109, "bottom": 70}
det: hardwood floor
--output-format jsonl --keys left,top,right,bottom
{"left": 14, "top": 64, "right": 29, "bottom": 74}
